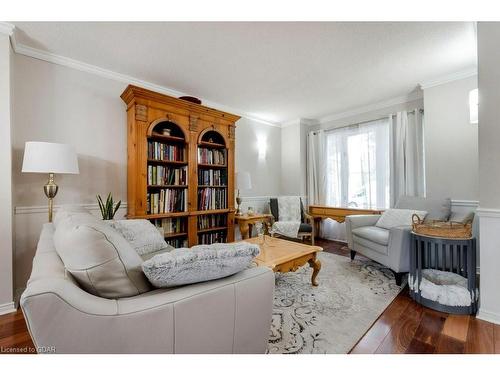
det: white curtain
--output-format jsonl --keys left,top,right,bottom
{"left": 325, "top": 118, "right": 390, "bottom": 210}
{"left": 390, "top": 110, "right": 425, "bottom": 206}
{"left": 306, "top": 130, "right": 326, "bottom": 205}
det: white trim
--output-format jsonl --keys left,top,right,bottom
{"left": 476, "top": 207, "right": 500, "bottom": 219}
{"left": 451, "top": 199, "right": 479, "bottom": 208}
{"left": 0, "top": 302, "right": 16, "bottom": 315}
{"left": 15, "top": 202, "right": 128, "bottom": 215}
{"left": 477, "top": 308, "right": 500, "bottom": 325}
{"left": 4, "top": 23, "right": 281, "bottom": 128}
{"left": 419, "top": 68, "right": 478, "bottom": 90}
{"left": 239, "top": 196, "right": 271, "bottom": 202}
{"left": 317, "top": 91, "right": 423, "bottom": 125}
{"left": 0, "top": 22, "right": 15, "bottom": 36}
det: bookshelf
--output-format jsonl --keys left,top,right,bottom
{"left": 121, "top": 85, "right": 239, "bottom": 248}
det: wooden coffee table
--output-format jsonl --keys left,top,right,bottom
{"left": 242, "top": 236, "right": 323, "bottom": 286}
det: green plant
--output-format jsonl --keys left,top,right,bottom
{"left": 96, "top": 193, "right": 121, "bottom": 220}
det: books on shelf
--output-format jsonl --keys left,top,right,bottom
{"left": 152, "top": 218, "right": 187, "bottom": 236}
{"left": 148, "top": 165, "right": 187, "bottom": 185}
{"left": 198, "top": 188, "right": 227, "bottom": 210}
{"left": 198, "top": 214, "right": 227, "bottom": 230}
{"left": 198, "top": 230, "right": 227, "bottom": 245}
{"left": 166, "top": 238, "right": 188, "bottom": 248}
{"left": 148, "top": 141, "right": 185, "bottom": 162}
{"left": 147, "top": 189, "right": 187, "bottom": 214}
{"left": 198, "top": 168, "right": 227, "bottom": 186}
{"left": 198, "top": 147, "right": 226, "bottom": 165}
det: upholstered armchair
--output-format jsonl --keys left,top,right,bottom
{"left": 345, "top": 196, "right": 451, "bottom": 286}
{"left": 269, "top": 197, "right": 315, "bottom": 245}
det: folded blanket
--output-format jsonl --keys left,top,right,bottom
{"left": 271, "top": 196, "right": 301, "bottom": 238}
{"left": 271, "top": 221, "right": 301, "bottom": 238}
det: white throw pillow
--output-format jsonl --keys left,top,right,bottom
{"left": 106, "top": 219, "right": 173, "bottom": 256}
{"left": 54, "top": 216, "right": 151, "bottom": 298}
{"left": 142, "top": 242, "right": 260, "bottom": 288}
{"left": 375, "top": 208, "right": 427, "bottom": 230}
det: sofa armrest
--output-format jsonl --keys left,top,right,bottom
{"left": 345, "top": 215, "right": 381, "bottom": 249}
{"left": 387, "top": 225, "right": 413, "bottom": 272}
{"left": 21, "top": 266, "right": 274, "bottom": 353}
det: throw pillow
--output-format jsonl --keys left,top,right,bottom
{"left": 449, "top": 211, "right": 475, "bottom": 224}
{"left": 142, "top": 242, "right": 260, "bottom": 288}
{"left": 106, "top": 219, "right": 173, "bottom": 257}
{"left": 375, "top": 208, "right": 428, "bottom": 230}
{"left": 54, "top": 216, "right": 151, "bottom": 298}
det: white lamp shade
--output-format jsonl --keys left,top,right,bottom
{"left": 236, "top": 171, "right": 252, "bottom": 190}
{"left": 22, "top": 142, "right": 79, "bottom": 174}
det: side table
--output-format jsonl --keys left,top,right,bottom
{"left": 410, "top": 232, "right": 477, "bottom": 315}
{"left": 235, "top": 214, "right": 273, "bottom": 239}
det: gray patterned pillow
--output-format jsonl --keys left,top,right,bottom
{"left": 142, "top": 242, "right": 260, "bottom": 288}
{"left": 107, "top": 219, "right": 173, "bottom": 256}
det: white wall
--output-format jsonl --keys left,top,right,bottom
{"left": 0, "top": 33, "right": 15, "bottom": 314}
{"left": 280, "top": 119, "right": 309, "bottom": 197}
{"left": 477, "top": 22, "right": 500, "bottom": 325}
{"left": 235, "top": 117, "right": 281, "bottom": 199}
{"left": 11, "top": 54, "right": 284, "bottom": 294}
{"left": 423, "top": 76, "right": 479, "bottom": 201}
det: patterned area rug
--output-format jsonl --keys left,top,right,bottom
{"left": 268, "top": 252, "right": 404, "bottom": 354}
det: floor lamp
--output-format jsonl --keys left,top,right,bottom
{"left": 22, "top": 142, "right": 79, "bottom": 223}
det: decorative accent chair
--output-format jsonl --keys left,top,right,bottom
{"left": 345, "top": 196, "right": 451, "bottom": 286}
{"left": 269, "top": 197, "right": 315, "bottom": 245}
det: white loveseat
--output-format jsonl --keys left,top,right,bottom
{"left": 20, "top": 211, "right": 275, "bottom": 354}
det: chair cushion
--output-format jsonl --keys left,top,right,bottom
{"left": 298, "top": 223, "right": 312, "bottom": 233}
{"left": 375, "top": 208, "right": 427, "bottom": 229}
{"left": 351, "top": 226, "right": 390, "bottom": 246}
{"left": 142, "top": 242, "right": 260, "bottom": 288}
{"left": 395, "top": 196, "right": 451, "bottom": 222}
{"left": 54, "top": 213, "right": 151, "bottom": 298}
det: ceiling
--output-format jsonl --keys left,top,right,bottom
{"left": 12, "top": 22, "right": 477, "bottom": 124}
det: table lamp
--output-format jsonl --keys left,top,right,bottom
{"left": 22, "top": 142, "right": 79, "bottom": 222}
{"left": 235, "top": 171, "right": 252, "bottom": 216}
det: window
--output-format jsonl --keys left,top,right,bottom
{"left": 325, "top": 118, "right": 390, "bottom": 209}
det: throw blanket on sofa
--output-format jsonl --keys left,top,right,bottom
{"left": 271, "top": 196, "right": 301, "bottom": 238}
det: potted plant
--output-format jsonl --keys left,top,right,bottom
{"left": 96, "top": 193, "right": 121, "bottom": 220}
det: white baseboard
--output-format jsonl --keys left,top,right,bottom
{"left": 0, "top": 302, "right": 16, "bottom": 315}
{"left": 477, "top": 308, "right": 500, "bottom": 325}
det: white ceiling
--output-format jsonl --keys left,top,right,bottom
{"left": 12, "top": 22, "right": 477, "bottom": 124}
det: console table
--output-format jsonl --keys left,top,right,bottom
{"left": 308, "top": 205, "right": 383, "bottom": 236}
{"left": 235, "top": 213, "right": 273, "bottom": 239}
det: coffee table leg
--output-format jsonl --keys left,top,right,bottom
{"left": 308, "top": 255, "right": 321, "bottom": 286}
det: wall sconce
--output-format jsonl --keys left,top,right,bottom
{"left": 469, "top": 88, "right": 478, "bottom": 124}
{"left": 256, "top": 134, "right": 267, "bottom": 161}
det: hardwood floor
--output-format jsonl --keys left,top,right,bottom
{"left": 1, "top": 238, "right": 498, "bottom": 354}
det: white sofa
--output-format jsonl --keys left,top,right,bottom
{"left": 21, "top": 218, "right": 275, "bottom": 354}
{"left": 345, "top": 196, "right": 451, "bottom": 285}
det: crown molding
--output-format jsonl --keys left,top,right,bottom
{"left": 0, "top": 22, "right": 15, "bottom": 36}
{"left": 419, "top": 68, "right": 478, "bottom": 90}
{"left": 317, "top": 91, "right": 423, "bottom": 125}
{"left": 6, "top": 24, "right": 281, "bottom": 128}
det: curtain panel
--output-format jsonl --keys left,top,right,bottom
{"left": 306, "top": 130, "right": 327, "bottom": 205}
{"left": 390, "top": 110, "right": 425, "bottom": 207}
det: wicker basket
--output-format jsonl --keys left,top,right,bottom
{"left": 411, "top": 214, "right": 472, "bottom": 239}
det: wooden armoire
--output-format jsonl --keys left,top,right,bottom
{"left": 121, "top": 85, "right": 240, "bottom": 247}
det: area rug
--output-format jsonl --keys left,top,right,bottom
{"left": 268, "top": 252, "right": 405, "bottom": 354}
